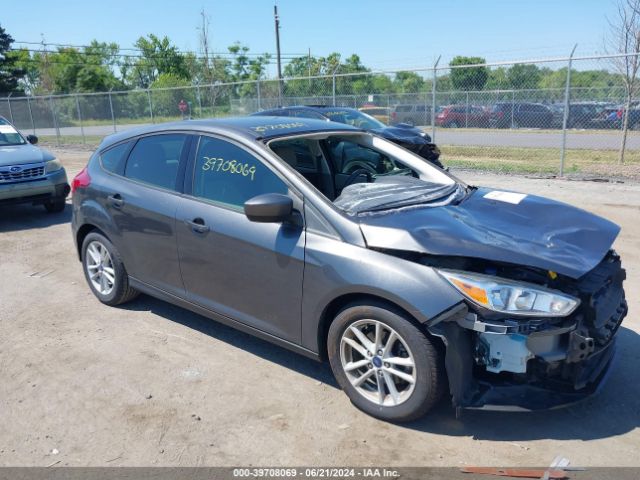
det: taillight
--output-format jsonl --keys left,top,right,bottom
{"left": 496, "top": 111, "right": 504, "bottom": 119}
{"left": 71, "top": 166, "right": 91, "bottom": 194}
{"left": 617, "top": 109, "right": 623, "bottom": 119}
{"left": 392, "top": 111, "right": 397, "bottom": 119}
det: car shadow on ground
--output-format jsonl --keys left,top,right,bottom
{"left": 124, "top": 294, "right": 639, "bottom": 442}
{"left": 0, "top": 202, "right": 71, "bottom": 233}
{"left": 122, "top": 294, "right": 339, "bottom": 388}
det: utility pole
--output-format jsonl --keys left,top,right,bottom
{"left": 274, "top": 4, "right": 283, "bottom": 102}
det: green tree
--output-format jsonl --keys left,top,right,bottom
{"left": 394, "top": 71, "right": 424, "bottom": 93}
{"left": 506, "top": 63, "right": 541, "bottom": 89}
{"left": 449, "top": 56, "right": 488, "bottom": 90}
{"left": 0, "top": 25, "right": 26, "bottom": 94}
{"left": 130, "top": 34, "right": 189, "bottom": 88}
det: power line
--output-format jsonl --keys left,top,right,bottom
{"left": 14, "top": 40, "right": 308, "bottom": 58}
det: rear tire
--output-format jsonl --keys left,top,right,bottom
{"left": 43, "top": 198, "right": 66, "bottom": 213}
{"left": 327, "top": 303, "right": 446, "bottom": 422}
{"left": 81, "top": 232, "right": 139, "bottom": 306}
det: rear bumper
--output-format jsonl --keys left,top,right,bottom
{"left": 0, "top": 168, "right": 69, "bottom": 205}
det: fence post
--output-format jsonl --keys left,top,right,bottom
{"left": 257, "top": 80, "right": 262, "bottom": 111}
{"left": 147, "top": 89, "right": 154, "bottom": 123}
{"left": 75, "top": 94, "right": 85, "bottom": 144}
{"left": 27, "top": 97, "right": 35, "bottom": 134}
{"left": 108, "top": 89, "right": 116, "bottom": 132}
{"left": 465, "top": 91, "right": 470, "bottom": 128}
{"left": 49, "top": 96, "right": 61, "bottom": 146}
{"left": 7, "top": 93, "right": 14, "bottom": 124}
{"left": 332, "top": 69, "right": 337, "bottom": 106}
{"left": 511, "top": 90, "right": 515, "bottom": 128}
{"left": 560, "top": 44, "right": 578, "bottom": 177}
{"left": 196, "top": 84, "right": 203, "bottom": 117}
{"left": 431, "top": 55, "right": 441, "bottom": 141}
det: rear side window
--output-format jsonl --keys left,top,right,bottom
{"left": 124, "top": 134, "right": 188, "bottom": 190}
{"left": 100, "top": 142, "right": 130, "bottom": 174}
{"left": 193, "top": 136, "right": 288, "bottom": 209}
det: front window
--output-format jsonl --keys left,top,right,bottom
{"left": 322, "top": 109, "right": 386, "bottom": 130}
{"left": 193, "top": 136, "right": 288, "bottom": 209}
{"left": 0, "top": 118, "right": 26, "bottom": 146}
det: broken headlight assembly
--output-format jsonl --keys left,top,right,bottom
{"left": 437, "top": 270, "right": 579, "bottom": 317}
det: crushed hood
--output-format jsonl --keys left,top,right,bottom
{"left": 0, "top": 144, "right": 55, "bottom": 166}
{"left": 358, "top": 187, "right": 620, "bottom": 279}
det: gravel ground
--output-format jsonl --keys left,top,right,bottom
{"left": 1, "top": 148, "right": 639, "bottom": 467}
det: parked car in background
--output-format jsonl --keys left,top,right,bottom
{"left": 550, "top": 102, "right": 618, "bottom": 129}
{"left": 489, "top": 102, "right": 554, "bottom": 129}
{"left": 72, "top": 116, "right": 627, "bottom": 421}
{"left": 435, "top": 105, "right": 490, "bottom": 128}
{"left": 252, "top": 106, "right": 443, "bottom": 168}
{"left": 0, "top": 116, "right": 69, "bottom": 213}
{"left": 358, "top": 106, "right": 391, "bottom": 124}
{"left": 390, "top": 104, "right": 431, "bottom": 126}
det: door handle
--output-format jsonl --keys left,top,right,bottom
{"left": 108, "top": 193, "right": 124, "bottom": 209}
{"left": 184, "top": 217, "right": 210, "bottom": 234}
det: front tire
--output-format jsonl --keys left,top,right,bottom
{"left": 327, "top": 304, "right": 446, "bottom": 422}
{"left": 81, "top": 232, "right": 139, "bottom": 306}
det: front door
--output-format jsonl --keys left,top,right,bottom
{"left": 176, "top": 135, "right": 305, "bottom": 343}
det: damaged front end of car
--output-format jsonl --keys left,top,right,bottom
{"left": 424, "top": 252, "right": 627, "bottom": 411}
{"left": 343, "top": 180, "right": 628, "bottom": 411}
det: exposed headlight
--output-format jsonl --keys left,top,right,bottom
{"left": 45, "top": 159, "right": 62, "bottom": 174}
{"left": 437, "top": 269, "right": 579, "bottom": 317}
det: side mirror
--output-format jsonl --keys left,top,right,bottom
{"left": 244, "top": 193, "right": 293, "bottom": 223}
{"left": 26, "top": 134, "right": 38, "bottom": 145}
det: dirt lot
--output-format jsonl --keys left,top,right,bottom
{"left": 1, "top": 148, "right": 639, "bottom": 468}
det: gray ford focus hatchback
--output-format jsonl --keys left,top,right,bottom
{"left": 71, "top": 117, "right": 627, "bottom": 421}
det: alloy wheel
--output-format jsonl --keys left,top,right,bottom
{"left": 85, "top": 241, "right": 116, "bottom": 296}
{"left": 340, "top": 319, "right": 417, "bottom": 407}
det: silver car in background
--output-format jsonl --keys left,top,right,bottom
{"left": 0, "top": 117, "right": 69, "bottom": 213}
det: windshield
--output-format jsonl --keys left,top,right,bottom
{"left": 268, "top": 132, "right": 457, "bottom": 212}
{"left": 322, "top": 109, "right": 386, "bottom": 130}
{"left": 0, "top": 118, "right": 26, "bottom": 146}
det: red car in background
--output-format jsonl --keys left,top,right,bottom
{"left": 436, "top": 105, "right": 490, "bottom": 128}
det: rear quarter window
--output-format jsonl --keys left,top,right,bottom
{"left": 99, "top": 142, "right": 131, "bottom": 174}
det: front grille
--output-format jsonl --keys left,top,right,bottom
{"left": 0, "top": 164, "right": 45, "bottom": 183}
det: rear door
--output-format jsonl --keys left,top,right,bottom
{"left": 106, "top": 133, "right": 192, "bottom": 297}
{"left": 176, "top": 135, "right": 305, "bottom": 342}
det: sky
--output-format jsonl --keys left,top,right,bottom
{"left": 1, "top": 0, "right": 620, "bottom": 75}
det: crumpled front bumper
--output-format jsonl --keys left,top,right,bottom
{"left": 428, "top": 253, "right": 627, "bottom": 412}
{"left": 465, "top": 337, "right": 617, "bottom": 411}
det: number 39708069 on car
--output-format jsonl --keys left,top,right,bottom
{"left": 71, "top": 116, "right": 626, "bottom": 422}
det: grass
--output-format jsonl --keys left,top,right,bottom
{"left": 39, "top": 135, "right": 104, "bottom": 147}
{"left": 440, "top": 144, "right": 640, "bottom": 177}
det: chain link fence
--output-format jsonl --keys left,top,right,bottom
{"left": 2, "top": 53, "right": 640, "bottom": 179}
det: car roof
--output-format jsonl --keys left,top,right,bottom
{"left": 99, "top": 116, "right": 361, "bottom": 150}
